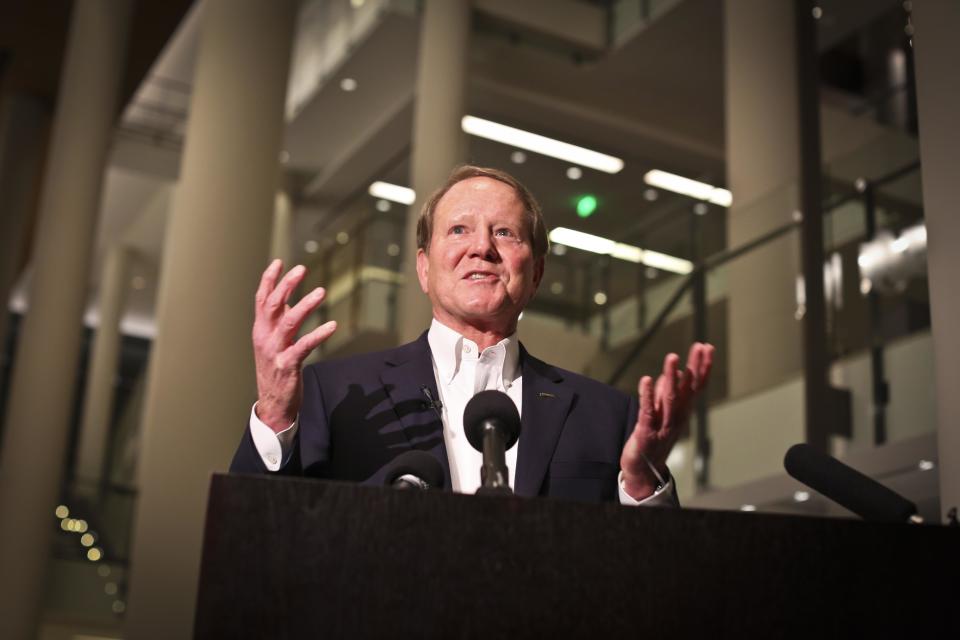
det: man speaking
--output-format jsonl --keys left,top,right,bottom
{"left": 230, "top": 165, "right": 714, "bottom": 505}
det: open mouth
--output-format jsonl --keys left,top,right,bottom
{"left": 464, "top": 271, "right": 497, "bottom": 281}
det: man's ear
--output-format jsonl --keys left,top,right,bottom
{"left": 416, "top": 248, "right": 430, "bottom": 294}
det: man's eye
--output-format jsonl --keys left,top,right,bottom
{"left": 495, "top": 228, "right": 513, "bottom": 237}
{"left": 451, "top": 225, "right": 465, "bottom": 234}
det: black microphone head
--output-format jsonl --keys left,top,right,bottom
{"left": 463, "top": 390, "right": 521, "bottom": 453}
{"left": 383, "top": 450, "right": 445, "bottom": 490}
{"left": 784, "top": 443, "right": 917, "bottom": 523}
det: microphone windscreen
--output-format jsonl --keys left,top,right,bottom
{"left": 384, "top": 450, "right": 445, "bottom": 489}
{"left": 784, "top": 443, "right": 917, "bottom": 522}
{"left": 463, "top": 390, "right": 521, "bottom": 453}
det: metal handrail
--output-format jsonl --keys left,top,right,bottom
{"left": 605, "top": 156, "right": 922, "bottom": 387}
{"left": 605, "top": 220, "right": 799, "bottom": 386}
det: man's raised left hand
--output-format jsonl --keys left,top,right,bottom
{"left": 620, "top": 342, "right": 715, "bottom": 500}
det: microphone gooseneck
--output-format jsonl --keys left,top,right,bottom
{"left": 463, "top": 390, "right": 521, "bottom": 495}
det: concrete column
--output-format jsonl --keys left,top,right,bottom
{"left": 75, "top": 244, "right": 133, "bottom": 494}
{"left": 271, "top": 189, "right": 294, "bottom": 266}
{"left": 911, "top": 0, "right": 960, "bottom": 522}
{"left": 397, "top": 0, "right": 470, "bottom": 342}
{"left": 0, "top": 94, "right": 50, "bottom": 367}
{"left": 723, "top": 0, "right": 803, "bottom": 398}
{"left": 0, "top": 3, "right": 132, "bottom": 638}
{"left": 123, "top": 1, "right": 297, "bottom": 637}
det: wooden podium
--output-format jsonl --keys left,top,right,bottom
{"left": 194, "top": 473, "right": 958, "bottom": 638}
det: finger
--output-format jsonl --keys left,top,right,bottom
{"left": 285, "top": 320, "right": 338, "bottom": 364}
{"left": 698, "top": 343, "right": 716, "bottom": 388}
{"left": 654, "top": 373, "right": 666, "bottom": 415}
{"left": 278, "top": 287, "right": 327, "bottom": 340}
{"left": 255, "top": 259, "right": 283, "bottom": 310}
{"left": 664, "top": 353, "right": 683, "bottom": 426}
{"left": 636, "top": 375, "right": 655, "bottom": 430}
{"left": 678, "top": 363, "right": 694, "bottom": 400}
{"left": 684, "top": 343, "right": 704, "bottom": 393}
{"left": 265, "top": 264, "right": 307, "bottom": 314}
{"left": 660, "top": 352, "right": 679, "bottom": 410}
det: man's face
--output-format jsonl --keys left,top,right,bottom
{"left": 416, "top": 177, "right": 544, "bottom": 335}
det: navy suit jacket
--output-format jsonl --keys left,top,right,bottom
{"left": 231, "top": 332, "right": 643, "bottom": 503}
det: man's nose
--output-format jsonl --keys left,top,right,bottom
{"left": 469, "top": 227, "right": 499, "bottom": 260}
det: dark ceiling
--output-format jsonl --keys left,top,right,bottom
{"left": 0, "top": 0, "right": 194, "bottom": 115}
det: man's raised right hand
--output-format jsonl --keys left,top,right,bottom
{"left": 252, "top": 259, "right": 337, "bottom": 433}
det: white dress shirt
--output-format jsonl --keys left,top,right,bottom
{"left": 426, "top": 319, "right": 521, "bottom": 494}
{"left": 249, "top": 319, "right": 675, "bottom": 505}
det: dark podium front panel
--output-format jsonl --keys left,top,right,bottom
{"left": 195, "top": 473, "right": 959, "bottom": 638}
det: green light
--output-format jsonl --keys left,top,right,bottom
{"left": 576, "top": 195, "right": 598, "bottom": 218}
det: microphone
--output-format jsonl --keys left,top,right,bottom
{"left": 784, "top": 443, "right": 921, "bottom": 523}
{"left": 383, "top": 450, "right": 445, "bottom": 490}
{"left": 420, "top": 385, "right": 443, "bottom": 418}
{"left": 463, "top": 390, "right": 521, "bottom": 495}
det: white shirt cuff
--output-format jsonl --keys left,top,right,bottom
{"left": 248, "top": 402, "right": 298, "bottom": 472}
{"left": 617, "top": 470, "right": 676, "bottom": 507}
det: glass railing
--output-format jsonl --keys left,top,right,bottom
{"left": 589, "top": 148, "right": 931, "bottom": 496}
{"left": 301, "top": 193, "right": 407, "bottom": 357}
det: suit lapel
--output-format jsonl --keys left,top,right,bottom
{"left": 514, "top": 345, "right": 574, "bottom": 497}
{"left": 380, "top": 332, "right": 451, "bottom": 489}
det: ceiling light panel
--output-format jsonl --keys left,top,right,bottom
{"left": 368, "top": 181, "right": 416, "bottom": 205}
{"left": 461, "top": 115, "right": 624, "bottom": 174}
{"left": 548, "top": 227, "right": 693, "bottom": 275}
{"left": 643, "top": 169, "right": 732, "bottom": 207}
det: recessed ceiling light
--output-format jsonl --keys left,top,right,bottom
{"left": 549, "top": 281, "right": 564, "bottom": 295}
{"left": 643, "top": 170, "right": 732, "bottom": 207}
{"left": 918, "top": 459, "right": 935, "bottom": 471}
{"left": 643, "top": 188, "right": 658, "bottom": 202}
{"left": 375, "top": 199, "right": 391, "bottom": 212}
{"left": 510, "top": 150, "right": 527, "bottom": 164}
{"left": 740, "top": 504, "right": 757, "bottom": 512}
{"left": 566, "top": 166, "right": 582, "bottom": 180}
{"left": 693, "top": 202, "right": 709, "bottom": 216}
{"left": 340, "top": 77, "right": 358, "bottom": 92}
{"left": 304, "top": 240, "right": 319, "bottom": 254}
{"left": 368, "top": 181, "right": 416, "bottom": 205}
{"left": 793, "top": 490, "right": 811, "bottom": 503}
{"left": 461, "top": 115, "right": 624, "bottom": 174}
{"left": 593, "top": 291, "right": 607, "bottom": 305}
{"left": 336, "top": 231, "right": 350, "bottom": 245}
